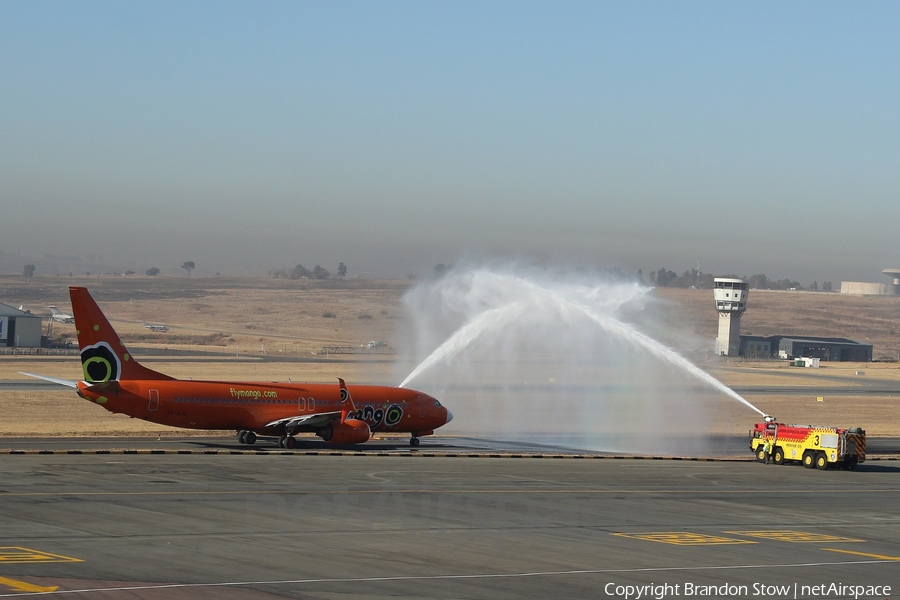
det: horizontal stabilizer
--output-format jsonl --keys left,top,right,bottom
{"left": 19, "top": 372, "right": 78, "bottom": 388}
{"left": 84, "top": 380, "right": 122, "bottom": 394}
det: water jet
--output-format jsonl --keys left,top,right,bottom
{"left": 397, "top": 266, "right": 764, "bottom": 454}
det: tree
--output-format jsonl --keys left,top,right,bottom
{"left": 146, "top": 267, "right": 160, "bottom": 276}
{"left": 182, "top": 261, "right": 195, "bottom": 277}
{"left": 654, "top": 268, "right": 677, "bottom": 287}
{"left": 291, "top": 264, "right": 311, "bottom": 279}
{"left": 746, "top": 274, "right": 769, "bottom": 289}
{"left": 771, "top": 278, "right": 800, "bottom": 290}
{"left": 23, "top": 264, "right": 35, "bottom": 279}
{"left": 312, "top": 265, "right": 330, "bottom": 279}
{"left": 337, "top": 262, "right": 347, "bottom": 279}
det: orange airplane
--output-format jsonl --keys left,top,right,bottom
{"left": 23, "top": 286, "right": 452, "bottom": 448}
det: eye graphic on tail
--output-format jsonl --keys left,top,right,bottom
{"left": 80, "top": 342, "right": 121, "bottom": 383}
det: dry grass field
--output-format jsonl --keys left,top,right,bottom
{"left": 2, "top": 274, "right": 409, "bottom": 351}
{"left": 2, "top": 275, "right": 899, "bottom": 440}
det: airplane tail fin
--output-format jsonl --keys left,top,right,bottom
{"left": 69, "top": 286, "right": 173, "bottom": 383}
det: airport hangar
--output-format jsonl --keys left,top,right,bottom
{"left": 0, "top": 302, "right": 42, "bottom": 348}
{"left": 738, "top": 334, "right": 872, "bottom": 361}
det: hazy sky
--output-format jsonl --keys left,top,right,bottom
{"left": 2, "top": 2, "right": 898, "bottom": 283}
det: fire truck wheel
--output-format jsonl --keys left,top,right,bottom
{"left": 772, "top": 447, "right": 785, "bottom": 465}
{"left": 756, "top": 448, "right": 767, "bottom": 462}
{"left": 815, "top": 452, "right": 828, "bottom": 470}
{"left": 802, "top": 451, "right": 815, "bottom": 468}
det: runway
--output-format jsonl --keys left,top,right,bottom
{"left": 3, "top": 434, "right": 899, "bottom": 456}
{"left": 7, "top": 374, "right": 900, "bottom": 395}
{"left": 0, "top": 435, "right": 749, "bottom": 455}
{"left": 1, "top": 447, "right": 899, "bottom": 598}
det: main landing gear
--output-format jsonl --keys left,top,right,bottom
{"left": 238, "top": 430, "right": 297, "bottom": 448}
{"left": 278, "top": 435, "right": 297, "bottom": 449}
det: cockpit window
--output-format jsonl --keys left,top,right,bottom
{"left": 433, "top": 399, "right": 442, "bottom": 407}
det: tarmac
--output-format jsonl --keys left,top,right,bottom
{"left": 1, "top": 437, "right": 899, "bottom": 599}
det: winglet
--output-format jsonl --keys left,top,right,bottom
{"left": 338, "top": 378, "right": 358, "bottom": 422}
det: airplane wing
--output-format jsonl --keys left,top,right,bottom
{"left": 266, "top": 411, "right": 342, "bottom": 430}
{"left": 19, "top": 372, "right": 79, "bottom": 388}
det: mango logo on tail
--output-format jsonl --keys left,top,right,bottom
{"left": 80, "top": 342, "right": 121, "bottom": 383}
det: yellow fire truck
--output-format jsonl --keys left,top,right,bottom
{"left": 750, "top": 416, "right": 865, "bottom": 470}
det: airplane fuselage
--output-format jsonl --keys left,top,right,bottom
{"left": 26, "top": 286, "right": 451, "bottom": 447}
{"left": 77, "top": 379, "right": 449, "bottom": 437}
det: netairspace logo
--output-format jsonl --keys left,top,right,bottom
{"left": 603, "top": 582, "right": 892, "bottom": 599}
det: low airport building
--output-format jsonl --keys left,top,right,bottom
{"left": 738, "top": 335, "right": 773, "bottom": 358}
{"left": 840, "top": 269, "right": 900, "bottom": 296}
{"left": 739, "top": 335, "right": 872, "bottom": 362}
{"left": 0, "top": 302, "right": 43, "bottom": 347}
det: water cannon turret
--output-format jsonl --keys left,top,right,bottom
{"left": 764, "top": 415, "right": 776, "bottom": 423}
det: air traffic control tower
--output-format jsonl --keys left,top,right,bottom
{"left": 714, "top": 278, "right": 748, "bottom": 356}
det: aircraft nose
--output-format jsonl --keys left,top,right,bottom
{"left": 445, "top": 409, "right": 453, "bottom": 424}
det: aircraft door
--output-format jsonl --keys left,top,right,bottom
{"left": 298, "top": 397, "right": 306, "bottom": 413}
{"left": 418, "top": 396, "right": 427, "bottom": 418}
{"left": 148, "top": 389, "right": 160, "bottom": 412}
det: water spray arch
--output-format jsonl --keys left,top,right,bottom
{"left": 397, "top": 266, "right": 763, "bottom": 454}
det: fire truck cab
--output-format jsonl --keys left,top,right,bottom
{"left": 749, "top": 417, "right": 865, "bottom": 470}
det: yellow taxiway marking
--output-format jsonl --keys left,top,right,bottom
{"left": 725, "top": 530, "right": 864, "bottom": 543}
{"left": 613, "top": 532, "right": 756, "bottom": 546}
{"left": 0, "top": 546, "right": 82, "bottom": 564}
{"left": 822, "top": 548, "right": 900, "bottom": 561}
{"left": 0, "top": 576, "right": 58, "bottom": 593}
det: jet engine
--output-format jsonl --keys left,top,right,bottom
{"left": 319, "top": 419, "right": 371, "bottom": 444}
